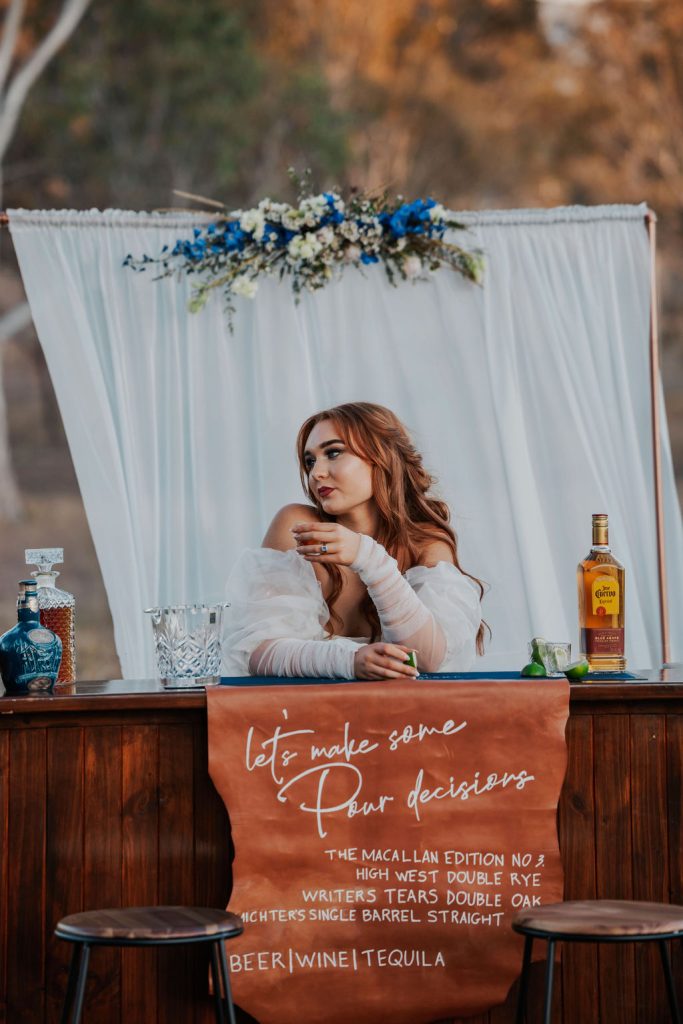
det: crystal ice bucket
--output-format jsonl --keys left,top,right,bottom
{"left": 145, "top": 603, "right": 228, "bottom": 687}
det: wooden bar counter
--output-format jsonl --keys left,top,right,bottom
{"left": 1, "top": 672, "right": 682, "bottom": 1023}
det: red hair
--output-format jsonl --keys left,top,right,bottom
{"left": 296, "top": 402, "right": 487, "bottom": 654}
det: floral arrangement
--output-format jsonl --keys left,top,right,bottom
{"left": 124, "top": 173, "right": 484, "bottom": 330}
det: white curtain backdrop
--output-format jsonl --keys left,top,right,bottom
{"left": 9, "top": 204, "right": 683, "bottom": 676}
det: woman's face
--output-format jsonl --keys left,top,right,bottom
{"left": 303, "top": 419, "right": 374, "bottom": 516}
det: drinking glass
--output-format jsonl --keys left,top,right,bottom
{"left": 145, "top": 603, "right": 229, "bottom": 687}
{"left": 528, "top": 640, "right": 571, "bottom": 677}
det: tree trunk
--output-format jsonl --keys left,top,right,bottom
{"left": 0, "top": 341, "right": 20, "bottom": 520}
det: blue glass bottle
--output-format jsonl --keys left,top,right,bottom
{"left": 0, "top": 580, "right": 62, "bottom": 694}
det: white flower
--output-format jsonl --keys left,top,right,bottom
{"left": 396, "top": 237, "right": 407, "bottom": 251}
{"left": 340, "top": 220, "right": 359, "bottom": 242}
{"left": 317, "top": 225, "right": 335, "bottom": 247}
{"left": 429, "top": 203, "right": 447, "bottom": 222}
{"left": 283, "top": 209, "right": 305, "bottom": 231}
{"left": 299, "top": 194, "right": 330, "bottom": 228}
{"left": 403, "top": 255, "right": 423, "bottom": 279}
{"left": 359, "top": 215, "right": 382, "bottom": 238}
{"left": 259, "top": 199, "right": 289, "bottom": 223}
{"left": 344, "top": 244, "right": 361, "bottom": 263}
{"left": 287, "top": 233, "right": 323, "bottom": 261}
{"left": 232, "top": 276, "right": 258, "bottom": 299}
{"left": 301, "top": 194, "right": 328, "bottom": 214}
{"left": 239, "top": 208, "right": 265, "bottom": 238}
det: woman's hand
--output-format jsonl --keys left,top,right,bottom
{"left": 291, "top": 520, "right": 362, "bottom": 566}
{"left": 353, "top": 642, "right": 419, "bottom": 680}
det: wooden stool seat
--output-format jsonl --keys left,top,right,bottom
{"left": 513, "top": 899, "right": 683, "bottom": 939}
{"left": 55, "top": 906, "right": 242, "bottom": 1024}
{"left": 512, "top": 900, "right": 683, "bottom": 1024}
{"left": 56, "top": 906, "right": 243, "bottom": 945}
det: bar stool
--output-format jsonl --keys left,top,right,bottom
{"left": 55, "top": 905, "right": 243, "bottom": 1024}
{"left": 512, "top": 899, "right": 683, "bottom": 1024}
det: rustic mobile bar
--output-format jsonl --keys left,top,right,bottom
{"left": 0, "top": 673, "right": 681, "bottom": 1024}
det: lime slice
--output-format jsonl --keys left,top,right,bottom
{"left": 530, "top": 637, "right": 546, "bottom": 666}
{"left": 405, "top": 650, "right": 418, "bottom": 670}
{"left": 550, "top": 644, "right": 570, "bottom": 672}
{"left": 521, "top": 662, "right": 546, "bottom": 678}
{"left": 565, "top": 660, "right": 590, "bottom": 680}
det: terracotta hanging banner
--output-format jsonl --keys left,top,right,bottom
{"left": 207, "top": 678, "right": 569, "bottom": 1024}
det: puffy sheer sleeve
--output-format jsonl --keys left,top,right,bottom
{"left": 222, "top": 548, "right": 362, "bottom": 678}
{"left": 404, "top": 562, "right": 482, "bottom": 672}
{"left": 350, "top": 534, "right": 481, "bottom": 673}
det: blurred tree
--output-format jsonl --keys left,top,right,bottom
{"left": 5, "top": 0, "right": 349, "bottom": 211}
{"left": 0, "top": 0, "right": 91, "bottom": 199}
{"left": 0, "top": 0, "right": 91, "bottom": 521}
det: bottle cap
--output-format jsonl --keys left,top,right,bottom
{"left": 25, "top": 548, "right": 63, "bottom": 572}
{"left": 592, "top": 514, "right": 609, "bottom": 545}
{"left": 18, "top": 579, "right": 37, "bottom": 594}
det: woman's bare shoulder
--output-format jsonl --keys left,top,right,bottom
{"left": 415, "top": 537, "right": 456, "bottom": 568}
{"left": 262, "top": 503, "right": 324, "bottom": 551}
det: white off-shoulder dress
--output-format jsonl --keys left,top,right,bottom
{"left": 222, "top": 546, "right": 482, "bottom": 678}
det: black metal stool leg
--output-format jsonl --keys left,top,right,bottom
{"left": 60, "top": 943, "right": 83, "bottom": 1024}
{"left": 515, "top": 935, "right": 533, "bottom": 1024}
{"left": 217, "top": 937, "right": 238, "bottom": 1024}
{"left": 210, "top": 942, "right": 227, "bottom": 1024}
{"left": 69, "top": 943, "right": 90, "bottom": 1024}
{"left": 659, "top": 940, "right": 681, "bottom": 1024}
{"left": 543, "top": 939, "right": 556, "bottom": 1024}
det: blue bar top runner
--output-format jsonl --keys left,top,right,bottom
{"left": 219, "top": 670, "right": 645, "bottom": 687}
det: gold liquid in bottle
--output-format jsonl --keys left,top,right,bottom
{"left": 577, "top": 514, "right": 626, "bottom": 672}
{"left": 25, "top": 547, "right": 76, "bottom": 684}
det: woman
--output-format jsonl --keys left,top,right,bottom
{"left": 223, "top": 402, "right": 485, "bottom": 679}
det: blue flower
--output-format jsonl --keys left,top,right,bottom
{"left": 260, "top": 221, "right": 295, "bottom": 248}
{"left": 172, "top": 236, "right": 207, "bottom": 262}
{"left": 360, "top": 252, "right": 379, "bottom": 264}
{"left": 381, "top": 198, "right": 439, "bottom": 240}
{"left": 220, "top": 221, "right": 248, "bottom": 253}
{"left": 319, "top": 211, "right": 343, "bottom": 228}
{"left": 387, "top": 208, "right": 409, "bottom": 237}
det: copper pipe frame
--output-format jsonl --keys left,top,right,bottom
{"left": 646, "top": 209, "right": 670, "bottom": 666}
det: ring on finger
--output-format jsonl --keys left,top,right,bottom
{"left": 320, "top": 543, "right": 328, "bottom": 554}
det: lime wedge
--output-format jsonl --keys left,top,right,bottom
{"left": 530, "top": 637, "right": 546, "bottom": 666}
{"left": 521, "top": 662, "right": 546, "bottom": 678}
{"left": 565, "top": 660, "right": 590, "bottom": 680}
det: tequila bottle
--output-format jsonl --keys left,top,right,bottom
{"left": 0, "top": 580, "right": 62, "bottom": 693}
{"left": 26, "top": 548, "right": 76, "bottom": 683}
{"left": 577, "top": 514, "right": 626, "bottom": 672}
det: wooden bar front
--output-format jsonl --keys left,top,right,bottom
{"left": 0, "top": 674, "right": 681, "bottom": 1023}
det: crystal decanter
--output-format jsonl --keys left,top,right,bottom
{"left": 25, "top": 548, "right": 76, "bottom": 683}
